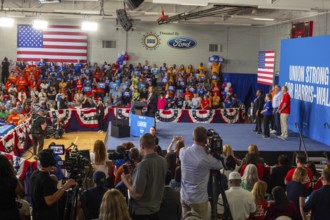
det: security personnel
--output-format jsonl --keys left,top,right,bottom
{"left": 31, "top": 109, "right": 47, "bottom": 157}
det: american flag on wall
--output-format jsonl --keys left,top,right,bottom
{"left": 17, "top": 25, "right": 87, "bottom": 63}
{"left": 257, "top": 51, "right": 275, "bottom": 86}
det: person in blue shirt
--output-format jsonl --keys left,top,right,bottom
{"left": 75, "top": 60, "right": 84, "bottom": 74}
{"left": 261, "top": 93, "right": 273, "bottom": 139}
{"left": 303, "top": 164, "right": 330, "bottom": 220}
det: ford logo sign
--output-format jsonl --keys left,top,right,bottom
{"left": 167, "top": 37, "right": 197, "bottom": 49}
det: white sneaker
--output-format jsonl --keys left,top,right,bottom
{"left": 100, "top": 131, "right": 104, "bottom": 133}
{"left": 97, "top": 130, "right": 101, "bottom": 133}
{"left": 270, "top": 130, "right": 277, "bottom": 134}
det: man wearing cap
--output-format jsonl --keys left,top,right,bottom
{"left": 217, "top": 172, "right": 256, "bottom": 220}
{"left": 31, "top": 109, "right": 47, "bottom": 157}
{"left": 79, "top": 171, "right": 108, "bottom": 220}
{"left": 29, "top": 150, "right": 76, "bottom": 220}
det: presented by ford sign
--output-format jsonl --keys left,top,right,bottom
{"left": 167, "top": 37, "right": 197, "bottom": 49}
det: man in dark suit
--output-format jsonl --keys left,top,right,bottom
{"left": 253, "top": 89, "right": 264, "bottom": 134}
{"left": 146, "top": 86, "right": 158, "bottom": 117}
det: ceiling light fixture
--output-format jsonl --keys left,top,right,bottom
{"left": 81, "top": 21, "right": 98, "bottom": 31}
{"left": 253, "top": 17, "right": 275, "bottom": 21}
{"left": 0, "top": 17, "right": 14, "bottom": 27}
{"left": 33, "top": 20, "right": 48, "bottom": 30}
{"left": 258, "top": 5, "right": 311, "bottom": 11}
{"left": 180, "top": 2, "right": 208, "bottom": 7}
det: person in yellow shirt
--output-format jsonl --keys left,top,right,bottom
{"left": 212, "top": 92, "right": 221, "bottom": 109}
{"left": 186, "top": 65, "right": 194, "bottom": 75}
{"left": 211, "top": 62, "right": 221, "bottom": 75}
{"left": 167, "top": 67, "right": 175, "bottom": 83}
{"left": 59, "top": 79, "right": 67, "bottom": 91}
{"left": 197, "top": 62, "right": 207, "bottom": 73}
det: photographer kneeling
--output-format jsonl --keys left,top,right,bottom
{"left": 180, "top": 126, "right": 223, "bottom": 220}
{"left": 29, "top": 150, "right": 76, "bottom": 220}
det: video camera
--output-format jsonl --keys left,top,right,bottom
{"left": 108, "top": 147, "right": 135, "bottom": 174}
{"left": 108, "top": 150, "right": 130, "bottom": 161}
{"left": 206, "top": 129, "right": 223, "bottom": 160}
{"left": 65, "top": 149, "right": 91, "bottom": 186}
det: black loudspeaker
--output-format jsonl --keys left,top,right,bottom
{"left": 111, "top": 119, "right": 130, "bottom": 138}
{"left": 124, "top": 0, "right": 144, "bottom": 10}
{"left": 116, "top": 9, "right": 132, "bottom": 31}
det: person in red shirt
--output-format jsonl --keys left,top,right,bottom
{"left": 211, "top": 81, "right": 221, "bottom": 97}
{"left": 277, "top": 86, "right": 291, "bottom": 140}
{"left": 249, "top": 181, "right": 269, "bottom": 220}
{"left": 182, "top": 88, "right": 193, "bottom": 100}
{"left": 201, "top": 95, "right": 210, "bottom": 110}
{"left": 285, "top": 152, "right": 313, "bottom": 189}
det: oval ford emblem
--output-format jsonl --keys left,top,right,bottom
{"left": 167, "top": 37, "right": 197, "bottom": 49}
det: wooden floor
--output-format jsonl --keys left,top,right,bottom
{"left": 23, "top": 131, "right": 106, "bottom": 162}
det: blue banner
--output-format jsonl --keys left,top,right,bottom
{"left": 130, "top": 114, "right": 155, "bottom": 137}
{"left": 279, "top": 35, "right": 330, "bottom": 146}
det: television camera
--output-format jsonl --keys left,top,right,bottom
{"left": 206, "top": 129, "right": 223, "bottom": 160}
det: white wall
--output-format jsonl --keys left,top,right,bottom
{"left": 0, "top": 19, "right": 260, "bottom": 73}
{"left": 259, "top": 13, "right": 330, "bottom": 73}
{"left": 2, "top": 13, "right": 330, "bottom": 74}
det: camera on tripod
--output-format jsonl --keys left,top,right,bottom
{"left": 206, "top": 129, "right": 223, "bottom": 160}
{"left": 64, "top": 148, "right": 91, "bottom": 186}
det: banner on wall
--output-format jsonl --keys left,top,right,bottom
{"left": 279, "top": 35, "right": 330, "bottom": 146}
{"left": 167, "top": 37, "right": 197, "bottom": 49}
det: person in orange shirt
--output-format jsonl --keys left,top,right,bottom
{"left": 113, "top": 147, "right": 140, "bottom": 186}
{"left": 8, "top": 72, "right": 16, "bottom": 83}
{"left": 7, "top": 108, "right": 21, "bottom": 125}
{"left": 16, "top": 73, "right": 28, "bottom": 92}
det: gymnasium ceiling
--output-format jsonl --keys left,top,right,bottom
{"left": 1, "top": 0, "right": 329, "bottom": 26}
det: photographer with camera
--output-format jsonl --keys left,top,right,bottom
{"left": 96, "top": 97, "right": 105, "bottom": 133}
{"left": 29, "top": 150, "right": 76, "bottom": 220}
{"left": 31, "top": 108, "right": 47, "bottom": 158}
{"left": 121, "top": 133, "right": 167, "bottom": 220}
{"left": 180, "top": 126, "right": 223, "bottom": 220}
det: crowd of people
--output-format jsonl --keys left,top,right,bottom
{"left": 1, "top": 125, "right": 330, "bottom": 220}
{"left": 0, "top": 58, "right": 328, "bottom": 220}
{"left": 0, "top": 57, "right": 242, "bottom": 126}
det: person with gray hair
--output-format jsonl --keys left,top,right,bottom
{"left": 272, "top": 84, "right": 283, "bottom": 136}
{"left": 180, "top": 126, "right": 223, "bottom": 220}
{"left": 217, "top": 172, "right": 256, "bottom": 220}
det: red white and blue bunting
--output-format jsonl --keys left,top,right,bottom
{"left": 0, "top": 151, "right": 37, "bottom": 180}
{"left": 48, "top": 109, "right": 73, "bottom": 128}
{"left": 113, "top": 108, "right": 130, "bottom": 120}
{"left": 156, "top": 109, "right": 182, "bottom": 122}
{"left": 187, "top": 110, "right": 216, "bottom": 123}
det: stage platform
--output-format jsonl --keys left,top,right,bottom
{"left": 105, "top": 122, "right": 330, "bottom": 165}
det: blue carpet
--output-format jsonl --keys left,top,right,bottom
{"left": 105, "top": 122, "right": 330, "bottom": 152}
